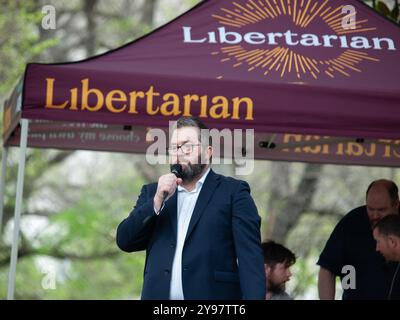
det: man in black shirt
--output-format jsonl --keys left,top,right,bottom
{"left": 373, "top": 214, "right": 400, "bottom": 300}
{"left": 317, "top": 179, "right": 400, "bottom": 300}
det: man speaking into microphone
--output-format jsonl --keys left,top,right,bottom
{"left": 116, "top": 116, "right": 265, "bottom": 300}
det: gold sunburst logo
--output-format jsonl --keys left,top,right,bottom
{"left": 211, "top": 0, "right": 380, "bottom": 80}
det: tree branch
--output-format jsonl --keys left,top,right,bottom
{"left": 134, "top": 158, "right": 161, "bottom": 183}
{"left": 0, "top": 245, "right": 119, "bottom": 267}
{"left": 314, "top": 208, "right": 344, "bottom": 220}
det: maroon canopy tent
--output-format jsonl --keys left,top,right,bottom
{"left": 4, "top": 0, "right": 400, "bottom": 166}
{"left": 1, "top": 0, "right": 400, "bottom": 299}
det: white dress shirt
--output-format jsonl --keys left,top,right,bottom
{"left": 169, "top": 168, "right": 210, "bottom": 300}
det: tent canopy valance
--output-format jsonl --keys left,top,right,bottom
{"left": 3, "top": 0, "right": 400, "bottom": 167}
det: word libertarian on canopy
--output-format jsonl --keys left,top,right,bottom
{"left": 44, "top": 78, "right": 254, "bottom": 120}
{"left": 183, "top": 27, "right": 396, "bottom": 50}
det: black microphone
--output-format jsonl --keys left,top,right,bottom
{"left": 162, "top": 164, "right": 183, "bottom": 201}
{"left": 171, "top": 163, "right": 183, "bottom": 179}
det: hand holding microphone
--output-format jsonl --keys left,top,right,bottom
{"left": 154, "top": 164, "right": 183, "bottom": 214}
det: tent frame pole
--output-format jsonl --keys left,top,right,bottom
{"left": 0, "top": 147, "right": 9, "bottom": 237}
{"left": 7, "top": 119, "right": 29, "bottom": 300}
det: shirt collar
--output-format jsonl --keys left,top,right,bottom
{"left": 178, "top": 167, "right": 210, "bottom": 193}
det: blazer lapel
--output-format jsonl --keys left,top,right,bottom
{"left": 184, "top": 169, "right": 220, "bottom": 243}
{"left": 165, "top": 191, "right": 178, "bottom": 240}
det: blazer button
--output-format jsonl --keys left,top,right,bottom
{"left": 170, "top": 244, "right": 175, "bottom": 248}
{"left": 164, "top": 269, "right": 170, "bottom": 275}
{"left": 183, "top": 266, "right": 188, "bottom": 271}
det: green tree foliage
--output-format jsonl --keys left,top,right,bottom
{"left": 0, "top": 0, "right": 199, "bottom": 299}
{"left": 0, "top": 0, "right": 58, "bottom": 94}
{"left": 365, "top": 0, "right": 400, "bottom": 23}
{"left": 0, "top": 151, "right": 149, "bottom": 299}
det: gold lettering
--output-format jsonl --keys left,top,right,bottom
{"left": 346, "top": 142, "right": 363, "bottom": 156}
{"left": 160, "top": 93, "right": 181, "bottom": 116}
{"left": 317, "top": 144, "right": 330, "bottom": 154}
{"left": 183, "top": 94, "right": 199, "bottom": 116}
{"left": 128, "top": 91, "right": 144, "bottom": 114}
{"left": 321, "top": 137, "right": 330, "bottom": 154}
{"left": 210, "top": 96, "right": 230, "bottom": 119}
{"left": 336, "top": 143, "right": 344, "bottom": 155}
{"left": 146, "top": 86, "right": 160, "bottom": 115}
{"left": 303, "top": 136, "right": 322, "bottom": 154}
{"left": 282, "top": 134, "right": 302, "bottom": 153}
{"left": 45, "top": 78, "right": 68, "bottom": 109}
{"left": 232, "top": 97, "right": 254, "bottom": 120}
{"left": 364, "top": 143, "right": 376, "bottom": 157}
{"left": 81, "top": 78, "right": 103, "bottom": 111}
{"left": 45, "top": 79, "right": 256, "bottom": 121}
{"left": 106, "top": 90, "right": 127, "bottom": 113}
{"left": 199, "top": 96, "right": 208, "bottom": 118}
{"left": 379, "top": 140, "right": 392, "bottom": 158}
{"left": 70, "top": 88, "right": 78, "bottom": 110}
{"left": 394, "top": 140, "right": 400, "bottom": 158}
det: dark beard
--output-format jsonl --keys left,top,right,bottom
{"left": 171, "top": 162, "right": 206, "bottom": 183}
{"left": 172, "top": 152, "right": 209, "bottom": 183}
{"left": 268, "top": 282, "right": 285, "bottom": 295}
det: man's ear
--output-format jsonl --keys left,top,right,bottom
{"left": 205, "top": 145, "right": 213, "bottom": 164}
{"left": 207, "top": 145, "right": 213, "bottom": 157}
{"left": 390, "top": 235, "right": 400, "bottom": 249}
{"left": 264, "top": 264, "right": 271, "bottom": 275}
{"left": 387, "top": 235, "right": 397, "bottom": 248}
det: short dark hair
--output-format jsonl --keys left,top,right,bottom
{"left": 176, "top": 116, "right": 211, "bottom": 146}
{"left": 374, "top": 214, "right": 400, "bottom": 238}
{"left": 262, "top": 240, "right": 296, "bottom": 268}
{"left": 177, "top": 116, "right": 207, "bottom": 130}
{"left": 366, "top": 179, "right": 399, "bottom": 205}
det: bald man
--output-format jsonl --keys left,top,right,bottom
{"left": 317, "top": 179, "right": 400, "bottom": 300}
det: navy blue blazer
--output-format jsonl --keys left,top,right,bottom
{"left": 116, "top": 169, "right": 266, "bottom": 300}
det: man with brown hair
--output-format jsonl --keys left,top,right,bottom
{"left": 117, "top": 116, "right": 265, "bottom": 300}
{"left": 262, "top": 240, "right": 296, "bottom": 300}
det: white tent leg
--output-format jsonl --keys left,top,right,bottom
{"left": 0, "top": 147, "right": 9, "bottom": 236}
{"left": 7, "top": 119, "right": 29, "bottom": 300}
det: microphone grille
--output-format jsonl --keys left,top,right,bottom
{"left": 171, "top": 164, "right": 183, "bottom": 178}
